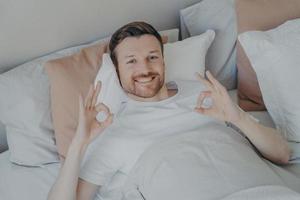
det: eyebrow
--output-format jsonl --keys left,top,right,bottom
{"left": 125, "top": 50, "right": 159, "bottom": 58}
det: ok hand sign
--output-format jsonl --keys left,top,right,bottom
{"left": 75, "top": 81, "right": 114, "bottom": 146}
{"left": 194, "top": 71, "right": 242, "bottom": 125}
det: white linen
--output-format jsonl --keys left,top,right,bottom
{"left": 0, "top": 54, "right": 61, "bottom": 166}
{"left": 180, "top": 0, "right": 237, "bottom": 89}
{"left": 0, "top": 90, "right": 299, "bottom": 199}
{"left": 238, "top": 18, "right": 300, "bottom": 142}
{"left": 0, "top": 151, "right": 60, "bottom": 200}
{"left": 164, "top": 29, "right": 215, "bottom": 82}
{"left": 94, "top": 54, "right": 128, "bottom": 120}
{"left": 221, "top": 185, "right": 300, "bottom": 200}
{"left": 80, "top": 80, "right": 214, "bottom": 200}
{"left": 122, "top": 122, "right": 300, "bottom": 200}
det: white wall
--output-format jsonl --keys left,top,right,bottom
{"left": 0, "top": 0, "right": 202, "bottom": 72}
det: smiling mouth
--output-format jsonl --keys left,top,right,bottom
{"left": 134, "top": 76, "right": 156, "bottom": 84}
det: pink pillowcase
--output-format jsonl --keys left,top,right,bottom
{"left": 45, "top": 42, "right": 108, "bottom": 159}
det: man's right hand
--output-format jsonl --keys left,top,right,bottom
{"left": 74, "top": 81, "right": 113, "bottom": 148}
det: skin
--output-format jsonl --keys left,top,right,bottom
{"left": 48, "top": 34, "right": 291, "bottom": 200}
{"left": 114, "top": 35, "right": 173, "bottom": 102}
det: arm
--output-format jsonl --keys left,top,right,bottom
{"left": 194, "top": 71, "right": 291, "bottom": 165}
{"left": 47, "top": 137, "right": 99, "bottom": 200}
{"left": 48, "top": 82, "right": 113, "bottom": 200}
{"left": 233, "top": 110, "right": 290, "bottom": 164}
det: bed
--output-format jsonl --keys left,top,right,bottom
{"left": 1, "top": 0, "right": 300, "bottom": 199}
{"left": 1, "top": 90, "right": 299, "bottom": 200}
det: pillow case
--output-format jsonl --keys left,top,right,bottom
{"left": 0, "top": 55, "right": 61, "bottom": 166}
{"left": 164, "top": 30, "right": 215, "bottom": 82}
{"left": 235, "top": 0, "right": 300, "bottom": 111}
{"left": 94, "top": 53, "right": 128, "bottom": 121}
{"left": 180, "top": 0, "right": 237, "bottom": 89}
{"left": 164, "top": 29, "right": 215, "bottom": 82}
{"left": 238, "top": 18, "right": 300, "bottom": 142}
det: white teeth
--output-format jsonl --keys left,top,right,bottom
{"left": 135, "top": 77, "right": 154, "bottom": 83}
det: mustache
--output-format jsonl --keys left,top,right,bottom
{"left": 133, "top": 72, "right": 159, "bottom": 79}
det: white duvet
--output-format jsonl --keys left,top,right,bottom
{"left": 122, "top": 122, "right": 300, "bottom": 200}
{"left": 221, "top": 185, "right": 300, "bottom": 200}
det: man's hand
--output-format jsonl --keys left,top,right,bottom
{"left": 74, "top": 81, "right": 113, "bottom": 147}
{"left": 194, "top": 71, "right": 242, "bottom": 125}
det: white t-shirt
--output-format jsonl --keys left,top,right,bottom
{"left": 79, "top": 80, "right": 217, "bottom": 200}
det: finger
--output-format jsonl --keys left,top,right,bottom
{"left": 85, "top": 84, "right": 94, "bottom": 109}
{"left": 91, "top": 81, "right": 101, "bottom": 108}
{"left": 95, "top": 103, "right": 110, "bottom": 114}
{"left": 102, "top": 113, "right": 114, "bottom": 128}
{"left": 78, "top": 94, "right": 85, "bottom": 121}
{"left": 206, "top": 71, "right": 226, "bottom": 94}
{"left": 194, "top": 107, "right": 215, "bottom": 117}
{"left": 195, "top": 72, "right": 214, "bottom": 91}
{"left": 196, "top": 91, "right": 212, "bottom": 108}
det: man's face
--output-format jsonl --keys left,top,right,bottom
{"left": 115, "top": 35, "right": 165, "bottom": 99}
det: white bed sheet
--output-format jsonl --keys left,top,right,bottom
{"left": 0, "top": 151, "right": 60, "bottom": 200}
{"left": 0, "top": 90, "right": 299, "bottom": 200}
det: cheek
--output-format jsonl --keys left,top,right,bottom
{"left": 118, "top": 67, "right": 133, "bottom": 85}
{"left": 154, "top": 60, "right": 165, "bottom": 74}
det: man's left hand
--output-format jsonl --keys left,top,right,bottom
{"left": 194, "top": 71, "right": 242, "bottom": 125}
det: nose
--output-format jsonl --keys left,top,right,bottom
{"left": 138, "top": 59, "right": 151, "bottom": 74}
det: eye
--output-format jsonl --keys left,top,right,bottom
{"left": 149, "top": 55, "right": 158, "bottom": 61}
{"left": 126, "top": 59, "right": 136, "bottom": 64}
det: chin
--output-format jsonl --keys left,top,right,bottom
{"left": 135, "top": 90, "right": 158, "bottom": 98}
{"left": 128, "top": 82, "right": 164, "bottom": 99}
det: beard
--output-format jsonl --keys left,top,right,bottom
{"left": 123, "top": 72, "right": 165, "bottom": 98}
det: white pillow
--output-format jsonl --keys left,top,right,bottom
{"left": 0, "top": 56, "right": 60, "bottom": 166}
{"left": 0, "top": 29, "right": 179, "bottom": 166}
{"left": 180, "top": 0, "right": 237, "bottom": 89}
{"left": 238, "top": 18, "right": 300, "bottom": 142}
{"left": 94, "top": 54, "right": 128, "bottom": 121}
{"left": 94, "top": 30, "right": 215, "bottom": 117}
{"left": 164, "top": 29, "right": 215, "bottom": 82}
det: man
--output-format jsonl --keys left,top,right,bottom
{"left": 47, "top": 21, "right": 290, "bottom": 200}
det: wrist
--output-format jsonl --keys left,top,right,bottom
{"left": 69, "top": 135, "right": 89, "bottom": 157}
{"left": 230, "top": 108, "right": 248, "bottom": 128}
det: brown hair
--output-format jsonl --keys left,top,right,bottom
{"left": 109, "top": 21, "right": 163, "bottom": 68}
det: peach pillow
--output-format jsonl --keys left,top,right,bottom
{"left": 235, "top": 0, "right": 300, "bottom": 111}
{"left": 45, "top": 42, "right": 108, "bottom": 159}
{"left": 46, "top": 36, "right": 169, "bottom": 159}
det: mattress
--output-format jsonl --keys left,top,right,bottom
{"left": 0, "top": 151, "right": 60, "bottom": 200}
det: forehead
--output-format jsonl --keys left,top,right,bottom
{"left": 115, "top": 34, "right": 161, "bottom": 58}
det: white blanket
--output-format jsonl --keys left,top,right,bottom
{"left": 221, "top": 185, "right": 300, "bottom": 200}
{"left": 122, "top": 122, "right": 300, "bottom": 200}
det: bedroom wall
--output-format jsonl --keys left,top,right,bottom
{"left": 0, "top": 0, "right": 202, "bottom": 73}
